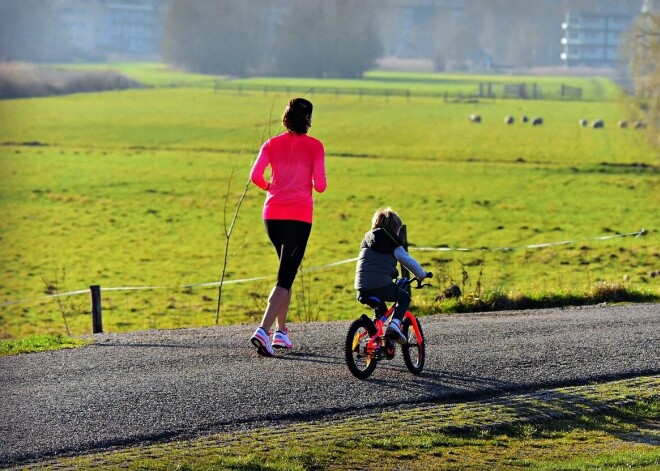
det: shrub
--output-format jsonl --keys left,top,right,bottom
{"left": 0, "top": 62, "right": 142, "bottom": 99}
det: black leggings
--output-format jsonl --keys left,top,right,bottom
{"left": 265, "top": 219, "right": 312, "bottom": 291}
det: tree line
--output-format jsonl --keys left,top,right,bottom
{"left": 0, "top": 0, "right": 646, "bottom": 76}
{"left": 426, "top": 0, "right": 644, "bottom": 70}
{"left": 162, "top": 0, "right": 381, "bottom": 78}
{"left": 163, "top": 0, "right": 643, "bottom": 77}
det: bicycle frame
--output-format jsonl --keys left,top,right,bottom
{"left": 353, "top": 306, "right": 424, "bottom": 358}
{"left": 347, "top": 275, "right": 430, "bottom": 378}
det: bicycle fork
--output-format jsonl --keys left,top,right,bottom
{"left": 403, "top": 311, "right": 424, "bottom": 346}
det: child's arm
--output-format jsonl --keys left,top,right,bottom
{"left": 393, "top": 247, "right": 427, "bottom": 279}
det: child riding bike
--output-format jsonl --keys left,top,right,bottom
{"left": 354, "top": 207, "right": 430, "bottom": 344}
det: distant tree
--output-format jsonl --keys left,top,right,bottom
{"left": 162, "top": 0, "right": 264, "bottom": 76}
{"left": 625, "top": 11, "right": 660, "bottom": 147}
{"left": 433, "top": 0, "right": 484, "bottom": 70}
{"left": 0, "top": 0, "right": 72, "bottom": 62}
{"left": 161, "top": 1, "right": 201, "bottom": 70}
{"left": 445, "top": 25, "right": 483, "bottom": 68}
{"left": 502, "top": 17, "right": 549, "bottom": 67}
{"left": 274, "top": 0, "right": 382, "bottom": 78}
{"left": 474, "top": 0, "right": 564, "bottom": 68}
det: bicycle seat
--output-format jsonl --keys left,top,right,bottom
{"left": 356, "top": 295, "right": 388, "bottom": 317}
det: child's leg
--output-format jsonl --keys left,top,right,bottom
{"left": 360, "top": 284, "right": 410, "bottom": 322}
{"left": 384, "top": 284, "right": 410, "bottom": 345}
{"left": 391, "top": 285, "right": 411, "bottom": 322}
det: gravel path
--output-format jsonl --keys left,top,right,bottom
{"left": 1, "top": 303, "right": 658, "bottom": 466}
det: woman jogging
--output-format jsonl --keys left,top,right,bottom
{"left": 249, "top": 98, "right": 327, "bottom": 357}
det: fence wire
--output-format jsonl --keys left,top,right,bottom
{"left": 0, "top": 229, "right": 657, "bottom": 338}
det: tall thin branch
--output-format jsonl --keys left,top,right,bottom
{"left": 216, "top": 159, "right": 252, "bottom": 325}
{"left": 214, "top": 95, "right": 280, "bottom": 324}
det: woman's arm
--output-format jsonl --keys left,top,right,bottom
{"left": 250, "top": 144, "right": 270, "bottom": 190}
{"left": 312, "top": 143, "right": 327, "bottom": 193}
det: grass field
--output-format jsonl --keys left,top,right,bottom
{"left": 0, "top": 66, "right": 658, "bottom": 339}
{"left": 62, "top": 62, "right": 622, "bottom": 101}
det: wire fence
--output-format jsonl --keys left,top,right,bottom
{"left": 1, "top": 229, "right": 657, "bottom": 340}
{"left": 153, "top": 79, "right": 590, "bottom": 102}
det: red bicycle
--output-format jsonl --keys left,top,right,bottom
{"left": 345, "top": 274, "right": 432, "bottom": 379}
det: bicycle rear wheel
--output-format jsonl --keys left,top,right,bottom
{"left": 345, "top": 317, "right": 377, "bottom": 379}
{"left": 402, "top": 316, "right": 425, "bottom": 374}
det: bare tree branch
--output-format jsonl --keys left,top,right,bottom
{"left": 215, "top": 156, "right": 252, "bottom": 325}
{"left": 215, "top": 96, "right": 279, "bottom": 324}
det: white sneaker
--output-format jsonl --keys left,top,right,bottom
{"left": 250, "top": 327, "right": 274, "bottom": 357}
{"left": 386, "top": 320, "right": 407, "bottom": 345}
{"left": 272, "top": 328, "right": 293, "bottom": 349}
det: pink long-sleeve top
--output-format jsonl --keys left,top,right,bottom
{"left": 250, "top": 131, "right": 327, "bottom": 223}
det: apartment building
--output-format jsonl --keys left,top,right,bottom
{"left": 52, "top": 0, "right": 168, "bottom": 57}
{"left": 560, "top": 0, "right": 645, "bottom": 68}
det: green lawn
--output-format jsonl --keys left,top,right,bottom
{"left": 0, "top": 69, "right": 658, "bottom": 338}
{"left": 57, "top": 62, "right": 623, "bottom": 101}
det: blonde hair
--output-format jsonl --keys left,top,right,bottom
{"left": 371, "top": 207, "right": 403, "bottom": 234}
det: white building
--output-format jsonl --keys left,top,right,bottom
{"left": 561, "top": 1, "right": 645, "bottom": 68}
{"left": 52, "top": 0, "right": 168, "bottom": 58}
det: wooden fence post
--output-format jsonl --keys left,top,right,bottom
{"left": 90, "top": 285, "right": 103, "bottom": 334}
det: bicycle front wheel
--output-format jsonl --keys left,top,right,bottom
{"left": 345, "top": 317, "right": 377, "bottom": 379}
{"left": 402, "top": 316, "right": 425, "bottom": 375}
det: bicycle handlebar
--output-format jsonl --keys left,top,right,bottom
{"left": 401, "top": 272, "right": 433, "bottom": 289}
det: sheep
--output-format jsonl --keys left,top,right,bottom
{"left": 469, "top": 114, "right": 481, "bottom": 123}
{"left": 618, "top": 120, "right": 628, "bottom": 128}
{"left": 522, "top": 115, "right": 529, "bottom": 123}
{"left": 504, "top": 116, "right": 514, "bottom": 124}
{"left": 592, "top": 119, "right": 604, "bottom": 128}
{"left": 634, "top": 120, "right": 647, "bottom": 129}
{"left": 579, "top": 118, "right": 588, "bottom": 127}
{"left": 532, "top": 117, "right": 543, "bottom": 126}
